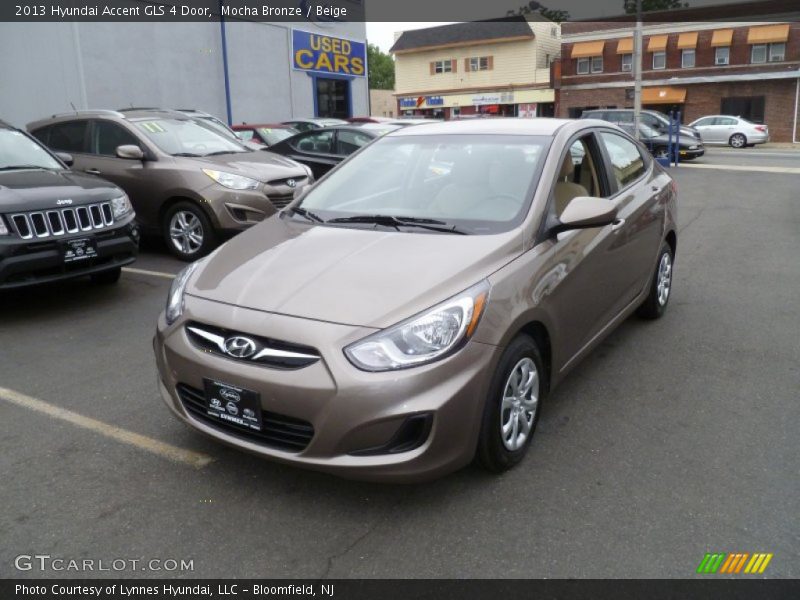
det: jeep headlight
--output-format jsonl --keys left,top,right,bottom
{"left": 165, "top": 261, "right": 201, "bottom": 326}
{"left": 202, "top": 168, "right": 259, "bottom": 191}
{"left": 111, "top": 194, "right": 133, "bottom": 219}
{"left": 344, "top": 281, "right": 490, "bottom": 371}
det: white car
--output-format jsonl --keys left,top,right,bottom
{"left": 688, "top": 115, "right": 769, "bottom": 148}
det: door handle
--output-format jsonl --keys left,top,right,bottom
{"left": 85, "top": 168, "right": 101, "bottom": 175}
{"left": 611, "top": 218, "right": 626, "bottom": 231}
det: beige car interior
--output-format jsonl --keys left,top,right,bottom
{"left": 554, "top": 138, "right": 601, "bottom": 217}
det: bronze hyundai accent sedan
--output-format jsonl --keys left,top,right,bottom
{"left": 154, "top": 119, "right": 677, "bottom": 482}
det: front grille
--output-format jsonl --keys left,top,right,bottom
{"left": 177, "top": 383, "right": 314, "bottom": 452}
{"left": 185, "top": 321, "right": 320, "bottom": 370}
{"left": 8, "top": 202, "right": 114, "bottom": 240}
{"left": 268, "top": 193, "right": 295, "bottom": 210}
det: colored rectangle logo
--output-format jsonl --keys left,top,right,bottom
{"left": 697, "top": 552, "right": 773, "bottom": 574}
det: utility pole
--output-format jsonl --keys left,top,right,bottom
{"left": 633, "top": 0, "right": 643, "bottom": 140}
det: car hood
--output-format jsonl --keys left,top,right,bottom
{"left": 0, "top": 168, "right": 122, "bottom": 212}
{"left": 188, "top": 215, "right": 522, "bottom": 328}
{"left": 187, "top": 151, "right": 307, "bottom": 182}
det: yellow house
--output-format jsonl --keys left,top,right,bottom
{"left": 390, "top": 17, "right": 560, "bottom": 118}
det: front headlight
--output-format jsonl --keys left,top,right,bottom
{"left": 0, "top": 216, "right": 9, "bottom": 236}
{"left": 110, "top": 194, "right": 133, "bottom": 219}
{"left": 165, "top": 261, "right": 201, "bottom": 325}
{"left": 202, "top": 168, "right": 260, "bottom": 191}
{"left": 688, "top": 145, "right": 698, "bottom": 150}
{"left": 345, "top": 281, "right": 490, "bottom": 371}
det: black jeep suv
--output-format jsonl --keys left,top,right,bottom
{"left": 0, "top": 120, "right": 138, "bottom": 289}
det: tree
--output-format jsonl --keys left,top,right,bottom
{"left": 506, "top": 1, "right": 570, "bottom": 23}
{"left": 624, "top": 0, "right": 688, "bottom": 13}
{"left": 367, "top": 44, "right": 395, "bottom": 90}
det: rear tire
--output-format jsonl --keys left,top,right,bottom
{"left": 90, "top": 267, "right": 121, "bottom": 285}
{"left": 476, "top": 334, "right": 546, "bottom": 473}
{"left": 163, "top": 201, "right": 217, "bottom": 262}
{"left": 637, "top": 242, "right": 673, "bottom": 319}
{"left": 729, "top": 133, "right": 747, "bottom": 148}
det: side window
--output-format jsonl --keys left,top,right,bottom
{"left": 94, "top": 121, "right": 140, "bottom": 156}
{"left": 30, "top": 126, "right": 50, "bottom": 146}
{"left": 717, "top": 117, "right": 736, "bottom": 126}
{"left": 694, "top": 117, "right": 714, "bottom": 127}
{"left": 554, "top": 135, "right": 602, "bottom": 217}
{"left": 237, "top": 130, "right": 254, "bottom": 141}
{"left": 599, "top": 132, "right": 646, "bottom": 189}
{"left": 47, "top": 121, "right": 89, "bottom": 153}
{"left": 337, "top": 130, "right": 372, "bottom": 155}
{"left": 292, "top": 130, "right": 334, "bottom": 154}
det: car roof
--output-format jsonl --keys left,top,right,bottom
{"left": 233, "top": 123, "right": 294, "bottom": 129}
{"left": 386, "top": 117, "right": 575, "bottom": 137}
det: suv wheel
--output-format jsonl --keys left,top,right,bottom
{"left": 476, "top": 334, "right": 545, "bottom": 473}
{"left": 163, "top": 202, "right": 216, "bottom": 261}
{"left": 729, "top": 133, "right": 747, "bottom": 148}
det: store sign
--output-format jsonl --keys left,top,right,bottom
{"left": 399, "top": 96, "right": 444, "bottom": 108}
{"left": 473, "top": 92, "right": 514, "bottom": 106}
{"left": 292, "top": 30, "right": 366, "bottom": 77}
{"left": 518, "top": 103, "right": 537, "bottom": 118}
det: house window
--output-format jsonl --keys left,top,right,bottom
{"left": 468, "top": 57, "right": 489, "bottom": 71}
{"left": 681, "top": 49, "right": 695, "bottom": 68}
{"left": 751, "top": 44, "right": 767, "bottom": 63}
{"left": 433, "top": 60, "right": 453, "bottom": 74}
{"left": 621, "top": 53, "right": 632, "bottom": 72}
{"left": 715, "top": 46, "right": 730, "bottom": 65}
{"left": 591, "top": 56, "right": 603, "bottom": 73}
{"left": 653, "top": 51, "right": 666, "bottom": 69}
{"left": 577, "top": 58, "right": 590, "bottom": 74}
{"left": 545, "top": 53, "right": 551, "bottom": 67}
{"left": 551, "top": 26, "right": 558, "bottom": 37}
{"left": 769, "top": 42, "right": 786, "bottom": 61}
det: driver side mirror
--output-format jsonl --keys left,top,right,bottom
{"left": 550, "top": 197, "right": 617, "bottom": 235}
{"left": 116, "top": 144, "right": 144, "bottom": 160}
{"left": 55, "top": 152, "right": 73, "bottom": 167}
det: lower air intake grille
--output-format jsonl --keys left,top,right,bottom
{"left": 176, "top": 383, "right": 314, "bottom": 452}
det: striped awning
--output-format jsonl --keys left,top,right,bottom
{"left": 747, "top": 24, "right": 790, "bottom": 44}
{"left": 710, "top": 29, "right": 734, "bottom": 47}
{"left": 642, "top": 87, "right": 687, "bottom": 104}
{"left": 647, "top": 35, "right": 668, "bottom": 52}
{"left": 571, "top": 41, "right": 605, "bottom": 58}
{"left": 677, "top": 32, "right": 698, "bottom": 49}
{"left": 617, "top": 38, "right": 633, "bottom": 54}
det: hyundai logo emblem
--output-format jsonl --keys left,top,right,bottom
{"left": 287, "top": 179, "right": 296, "bottom": 188}
{"left": 223, "top": 336, "right": 257, "bottom": 359}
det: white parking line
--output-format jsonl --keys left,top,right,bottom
{"left": 122, "top": 266, "right": 176, "bottom": 279}
{"left": 680, "top": 163, "right": 800, "bottom": 175}
{"left": 0, "top": 386, "right": 214, "bottom": 469}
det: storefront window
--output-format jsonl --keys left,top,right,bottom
{"left": 315, "top": 78, "right": 349, "bottom": 119}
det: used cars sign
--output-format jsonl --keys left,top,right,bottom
{"left": 292, "top": 30, "right": 366, "bottom": 77}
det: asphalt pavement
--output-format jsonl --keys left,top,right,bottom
{"left": 1, "top": 152, "right": 798, "bottom": 579}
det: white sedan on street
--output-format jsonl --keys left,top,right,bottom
{"left": 688, "top": 115, "right": 769, "bottom": 148}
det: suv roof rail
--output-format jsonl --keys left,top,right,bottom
{"left": 118, "top": 107, "right": 161, "bottom": 112}
{"left": 50, "top": 109, "right": 126, "bottom": 119}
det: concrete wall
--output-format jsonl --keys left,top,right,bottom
{"left": 0, "top": 21, "right": 368, "bottom": 129}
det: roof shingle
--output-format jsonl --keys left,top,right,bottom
{"left": 390, "top": 17, "right": 535, "bottom": 53}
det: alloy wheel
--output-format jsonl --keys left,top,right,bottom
{"left": 730, "top": 134, "right": 746, "bottom": 148}
{"left": 657, "top": 252, "right": 672, "bottom": 306}
{"left": 500, "top": 357, "right": 539, "bottom": 451}
{"left": 169, "top": 210, "right": 204, "bottom": 256}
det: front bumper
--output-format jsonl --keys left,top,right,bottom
{"left": 206, "top": 181, "right": 310, "bottom": 233}
{"left": 0, "top": 217, "right": 138, "bottom": 289}
{"left": 679, "top": 147, "right": 705, "bottom": 159}
{"left": 154, "top": 295, "right": 501, "bottom": 482}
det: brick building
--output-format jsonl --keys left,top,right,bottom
{"left": 390, "top": 17, "right": 560, "bottom": 119}
{"left": 556, "top": 1, "right": 800, "bottom": 142}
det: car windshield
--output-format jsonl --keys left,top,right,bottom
{"left": 256, "top": 128, "right": 295, "bottom": 145}
{"left": 639, "top": 124, "right": 661, "bottom": 138}
{"left": 297, "top": 134, "right": 549, "bottom": 234}
{"left": 133, "top": 118, "right": 247, "bottom": 156}
{"left": 0, "top": 129, "right": 63, "bottom": 170}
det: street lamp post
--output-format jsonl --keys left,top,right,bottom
{"left": 633, "top": 0, "right": 643, "bottom": 140}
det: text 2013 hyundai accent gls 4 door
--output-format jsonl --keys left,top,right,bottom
{"left": 154, "top": 119, "right": 677, "bottom": 483}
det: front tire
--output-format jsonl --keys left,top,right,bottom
{"left": 476, "top": 334, "right": 545, "bottom": 473}
{"left": 637, "top": 242, "right": 673, "bottom": 319}
{"left": 729, "top": 133, "right": 747, "bottom": 148}
{"left": 163, "top": 201, "right": 217, "bottom": 261}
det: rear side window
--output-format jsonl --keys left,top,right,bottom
{"left": 292, "top": 130, "right": 334, "bottom": 154}
{"left": 46, "top": 121, "right": 89, "bottom": 153}
{"left": 337, "top": 130, "right": 372, "bottom": 154}
{"left": 599, "top": 132, "right": 646, "bottom": 189}
{"left": 94, "top": 121, "right": 140, "bottom": 156}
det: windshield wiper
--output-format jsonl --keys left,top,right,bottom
{"left": 289, "top": 206, "right": 325, "bottom": 223}
{"left": 204, "top": 150, "right": 247, "bottom": 156}
{"left": 0, "top": 165, "right": 50, "bottom": 171}
{"left": 326, "top": 214, "right": 468, "bottom": 234}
